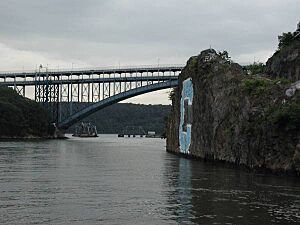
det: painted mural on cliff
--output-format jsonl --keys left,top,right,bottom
{"left": 179, "top": 78, "right": 193, "bottom": 154}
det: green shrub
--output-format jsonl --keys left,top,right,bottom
{"left": 243, "top": 78, "right": 272, "bottom": 95}
{"left": 243, "top": 62, "right": 265, "bottom": 75}
{"left": 267, "top": 103, "right": 300, "bottom": 130}
{"left": 186, "top": 56, "right": 198, "bottom": 71}
{"left": 242, "top": 77, "right": 291, "bottom": 96}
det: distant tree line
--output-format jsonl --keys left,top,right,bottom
{"left": 0, "top": 87, "right": 53, "bottom": 137}
{"left": 243, "top": 62, "right": 266, "bottom": 75}
{"left": 68, "top": 103, "right": 171, "bottom": 135}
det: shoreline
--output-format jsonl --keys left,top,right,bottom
{"left": 0, "top": 135, "right": 68, "bottom": 141}
{"left": 166, "top": 149, "right": 300, "bottom": 177}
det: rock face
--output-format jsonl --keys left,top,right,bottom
{"left": 167, "top": 49, "right": 300, "bottom": 175}
{"left": 266, "top": 40, "right": 300, "bottom": 81}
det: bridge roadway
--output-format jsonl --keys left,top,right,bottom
{"left": 0, "top": 75, "right": 178, "bottom": 86}
{"left": 0, "top": 65, "right": 184, "bottom": 79}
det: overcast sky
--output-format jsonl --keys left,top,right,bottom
{"left": 0, "top": 0, "right": 299, "bottom": 104}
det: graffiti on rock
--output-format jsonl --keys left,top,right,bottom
{"left": 179, "top": 78, "right": 193, "bottom": 154}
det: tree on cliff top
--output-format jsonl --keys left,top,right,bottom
{"left": 278, "top": 32, "right": 294, "bottom": 50}
{"left": 278, "top": 30, "right": 300, "bottom": 50}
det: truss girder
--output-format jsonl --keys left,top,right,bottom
{"left": 1, "top": 69, "right": 180, "bottom": 125}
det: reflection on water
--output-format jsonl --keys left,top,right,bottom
{"left": 0, "top": 135, "right": 299, "bottom": 225}
{"left": 164, "top": 155, "right": 300, "bottom": 225}
{"left": 163, "top": 158, "right": 193, "bottom": 224}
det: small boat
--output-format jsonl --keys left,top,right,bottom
{"left": 73, "top": 122, "right": 98, "bottom": 137}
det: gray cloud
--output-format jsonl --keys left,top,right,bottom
{"left": 0, "top": 0, "right": 299, "bottom": 103}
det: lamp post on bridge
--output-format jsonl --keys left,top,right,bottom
{"left": 35, "top": 64, "right": 43, "bottom": 102}
{"left": 37, "top": 64, "right": 49, "bottom": 106}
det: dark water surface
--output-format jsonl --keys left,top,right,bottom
{"left": 0, "top": 135, "right": 299, "bottom": 225}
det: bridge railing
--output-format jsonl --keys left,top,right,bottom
{"left": 0, "top": 64, "right": 185, "bottom": 76}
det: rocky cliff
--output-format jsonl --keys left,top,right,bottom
{"left": 266, "top": 38, "right": 300, "bottom": 81}
{"left": 167, "top": 49, "right": 300, "bottom": 175}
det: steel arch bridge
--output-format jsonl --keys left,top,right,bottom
{"left": 0, "top": 65, "right": 183, "bottom": 129}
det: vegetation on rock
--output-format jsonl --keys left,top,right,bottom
{"left": 267, "top": 100, "right": 300, "bottom": 131}
{"left": 243, "top": 62, "right": 266, "bottom": 75}
{"left": 242, "top": 77, "right": 291, "bottom": 95}
{"left": 278, "top": 31, "right": 300, "bottom": 50}
{"left": 266, "top": 27, "right": 300, "bottom": 81}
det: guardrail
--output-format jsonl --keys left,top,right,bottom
{"left": 0, "top": 64, "right": 185, "bottom": 75}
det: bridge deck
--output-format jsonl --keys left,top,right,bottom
{"left": 0, "top": 65, "right": 184, "bottom": 79}
{"left": 0, "top": 75, "right": 178, "bottom": 86}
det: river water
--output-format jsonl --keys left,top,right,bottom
{"left": 0, "top": 135, "right": 299, "bottom": 225}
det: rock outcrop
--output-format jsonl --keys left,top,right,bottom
{"left": 167, "top": 49, "right": 300, "bottom": 175}
{"left": 266, "top": 39, "right": 300, "bottom": 81}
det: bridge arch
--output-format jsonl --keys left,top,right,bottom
{"left": 0, "top": 65, "right": 183, "bottom": 129}
{"left": 58, "top": 80, "right": 178, "bottom": 129}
